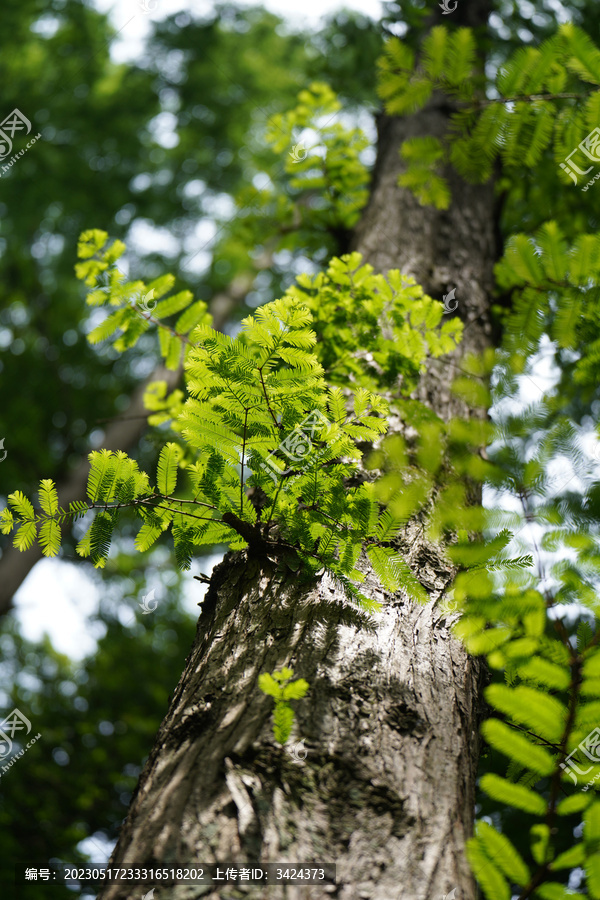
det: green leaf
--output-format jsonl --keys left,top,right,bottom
{"left": 517, "top": 657, "right": 570, "bottom": 691}
{"left": 584, "top": 802, "right": 600, "bottom": 851}
{"left": 176, "top": 299, "right": 210, "bottom": 334}
{"left": 13, "top": 521, "right": 37, "bottom": 552}
{"left": 557, "top": 792, "right": 593, "bottom": 816}
{"left": 87, "top": 450, "right": 116, "bottom": 503}
{"left": 535, "top": 885, "right": 586, "bottom": 900}
{"left": 38, "top": 479, "right": 58, "bottom": 516}
{"left": 88, "top": 511, "right": 114, "bottom": 567}
{"left": 38, "top": 519, "right": 61, "bottom": 558}
{"left": 367, "top": 545, "right": 428, "bottom": 602}
{"left": 476, "top": 821, "right": 530, "bottom": 887}
{"left": 466, "top": 838, "right": 510, "bottom": 900}
{"left": 587, "top": 854, "right": 600, "bottom": 900}
{"left": 273, "top": 702, "right": 294, "bottom": 744}
{"left": 157, "top": 443, "right": 182, "bottom": 495}
{"left": 8, "top": 490, "right": 35, "bottom": 521}
{"left": 282, "top": 678, "right": 309, "bottom": 701}
{"left": 578, "top": 621, "right": 594, "bottom": 653}
{"left": 172, "top": 522, "right": 194, "bottom": 570}
{"left": 376, "top": 509, "right": 408, "bottom": 541}
{"left": 563, "top": 23, "right": 600, "bottom": 84}
{"left": 549, "top": 843, "right": 585, "bottom": 870}
{"left": 480, "top": 773, "right": 547, "bottom": 815}
{"left": 77, "top": 228, "right": 108, "bottom": 260}
{"left": 446, "top": 28, "right": 477, "bottom": 85}
{"left": 0, "top": 508, "right": 14, "bottom": 535}
{"left": 485, "top": 684, "right": 567, "bottom": 742}
{"left": 134, "top": 520, "right": 163, "bottom": 553}
{"left": 530, "top": 823, "right": 552, "bottom": 865}
{"left": 153, "top": 289, "right": 194, "bottom": 319}
{"left": 273, "top": 667, "right": 294, "bottom": 682}
{"left": 481, "top": 719, "right": 555, "bottom": 776}
{"left": 258, "top": 673, "right": 282, "bottom": 700}
{"left": 87, "top": 308, "right": 126, "bottom": 344}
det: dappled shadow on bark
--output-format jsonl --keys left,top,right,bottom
{"left": 97, "top": 541, "right": 486, "bottom": 900}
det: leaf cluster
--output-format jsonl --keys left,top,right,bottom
{"left": 2, "top": 244, "right": 462, "bottom": 610}
{"left": 377, "top": 24, "right": 600, "bottom": 209}
{"left": 265, "top": 81, "right": 370, "bottom": 232}
{"left": 221, "top": 81, "right": 371, "bottom": 273}
{"left": 494, "top": 221, "right": 600, "bottom": 394}
{"left": 258, "top": 667, "right": 310, "bottom": 745}
{"left": 76, "top": 229, "right": 212, "bottom": 374}
{"left": 284, "top": 252, "right": 463, "bottom": 394}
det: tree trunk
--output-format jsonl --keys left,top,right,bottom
{"left": 98, "top": 6, "right": 497, "bottom": 898}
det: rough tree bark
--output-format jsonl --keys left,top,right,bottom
{"left": 98, "top": 3, "right": 497, "bottom": 898}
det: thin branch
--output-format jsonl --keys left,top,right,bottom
{"left": 471, "top": 91, "right": 586, "bottom": 106}
{"left": 258, "top": 364, "right": 280, "bottom": 429}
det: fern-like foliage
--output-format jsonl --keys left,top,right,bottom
{"left": 258, "top": 667, "right": 309, "bottom": 745}
{"left": 7, "top": 46, "right": 600, "bottom": 899}
{"left": 76, "top": 228, "right": 212, "bottom": 375}
{"left": 220, "top": 81, "right": 371, "bottom": 273}
{"left": 377, "top": 24, "right": 600, "bottom": 208}
{"left": 2, "top": 238, "right": 462, "bottom": 609}
{"left": 493, "top": 221, "right": 600, "bottom": 395}
{"left": 264, "top": 81, "right": 370, "bottom": 232}
{"left": 0, "top": 484, "right": 89, "bottom": 559}
{"left": 284, "top": 252, "right": 463, "bottom": 394}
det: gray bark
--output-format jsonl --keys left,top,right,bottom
{"left": 98, "top": 5, "right": 497, "bottom": 898}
